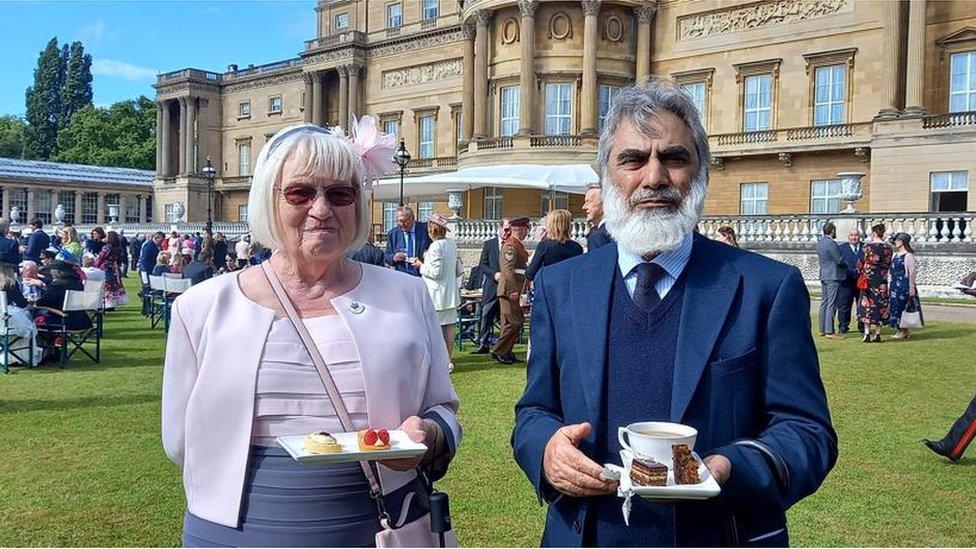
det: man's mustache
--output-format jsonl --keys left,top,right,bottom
{"left": 628, "top": 187, "right": 683, "bottom": 208}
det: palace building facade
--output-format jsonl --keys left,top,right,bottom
{"left": 153, "top": 0, "right": 976, "bottom": 234}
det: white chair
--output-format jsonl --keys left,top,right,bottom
{"left": 164, "top": 277, "right": 192, "bottom": 295}
{"left": 36, "top": 290, "right": 102, "bottom": 366}
{"left": 149, "top": 276, "right": 168, "bottom": 328}
{"left": 162, "top": 272, "right": 181, "bottom": 279}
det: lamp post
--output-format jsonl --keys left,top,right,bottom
{"left": 202, "top": 155, "right": 217, "bottom": 234}
{"left": 393, "top": 139, "right": 411, "bottom": 207}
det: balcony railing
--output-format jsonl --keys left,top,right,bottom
{"left": 698, "top": 212, "right": 976, "bottom": 245}
{"left": 223, "top": 59, "right": 302, "bottom": 80}
{"left": 530, "top": 135, "right": 582, "bottom": 147}
{"left": 474, "top": 137, "right": 514, "bottom": 150}
{"left": 923, "top": 111, "right": 976, "bottom": 129}
{"left": 156, "top": 68, "right": 222, "bottom": 83}
{"left": 304, "top": 31, "right": 366, "bottom": 51}
{"left": 711, "top": 123, "right": 871, "bottom": 149}
{"left": 407, "top": 156, "right": 458, "bottom": 169}
{"left": 451, "top": 218, "right": 591, "bottom": 244}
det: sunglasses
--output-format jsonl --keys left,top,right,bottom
{"left": 279, "top": 185, "right": 358, "bottom": 207}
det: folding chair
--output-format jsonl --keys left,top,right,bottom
{"left": 455, "top": 299, "right": 481, "bottom": 350}
{"left": 36, "top": 290, "right": 102, "bottom": 367}
{"left": 149, "top": 275, "right": 168, "bottom": 328}
{"left": 162, "top": 272, "right": 182, "bottom": 279}
{"left": 83, "top": 279, "right": 106, "bottom": 336}
{"left": 0, "top": 292, "right": 34, "bottom": 373}
{"left": 139, "top": 271, "right": 151, "bottom": 317}
{"left": 162, "top": 277, "right": 192, "bottom": 331}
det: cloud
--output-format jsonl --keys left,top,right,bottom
{"left": 91, "top": 59, "right": 158, "bottom": 82}
{"left": 78, "top": 20, "right": 107, "bottom": 42}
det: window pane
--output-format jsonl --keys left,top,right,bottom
{"left": 814, "top": 105, "right": 827, "bottom": 126}
{"left": 831, "top": 103, "right": 844, "bottom": 123}
{"left": 742, "top": 184, "right": 754, "bottom": 199}
{"left": 759, "top": 75, "right": 772, "bottom": 94}
{"left": 742, "top": 201, "right": 755, "bottom": 215}
{"left": 758, "top": 110, "right": 770, "bottom": 130}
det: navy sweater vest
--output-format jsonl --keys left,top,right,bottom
{"left": 585, "top": 266, "right": 686, "bottom": 547}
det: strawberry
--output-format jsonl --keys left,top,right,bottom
{"left": 363, "top": 429, "right": 378, "bottom": 445}
{"left": 377, "top": 429, "right": 390, "bottom": 445}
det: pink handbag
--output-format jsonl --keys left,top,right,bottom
{"left": 261, "top": 262, "right": 458, "bottom": 548}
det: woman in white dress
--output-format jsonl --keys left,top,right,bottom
{"left": 413, "top": 213, "right": 462, "bottom": 371}
{"left": 0, "top": 252, "right": 42, "bottom": 366}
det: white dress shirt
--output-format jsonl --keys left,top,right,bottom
{"left": 616, "top": 233, "right": 694, "bottom": 299}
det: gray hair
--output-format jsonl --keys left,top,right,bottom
{"left": 0, "top": 218, "right": 8, "bottom": 234}
{"left": 248, "top": 123, "right": 372, "bottom": 253}
{"left": 597, "top": 77, "right": 710, "bottom": 186}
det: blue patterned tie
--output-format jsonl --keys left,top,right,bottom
{"left": 633, "top": 262, "right": 666, "bottom": 312}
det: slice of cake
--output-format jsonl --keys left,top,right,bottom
{"left": 672, "top": 444, "right": 701, "bottom": 485}
{"left": 630, "top": 456, "right": 668, "bottom": 486}
{"left": 304, "top": 431, "right": 342, "bottom": 454}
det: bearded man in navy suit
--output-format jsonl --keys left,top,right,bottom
{"left": 512, "top": 79, "right": 837, "bottom": 547}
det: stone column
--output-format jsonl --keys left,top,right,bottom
{"left": 1, "top": 188, "right": 9, "bottom": 220}
{"left": 473, "top": 10, "right": 491, "bottom": 139}
{"left": 74, "top": 190, "right": 83, "bottom": 224}
{"left": 160, "top": 101, "right": 172, "bottom": 177}
{"left": 338, "top": 66, "right": 350, "bottom": 129}
{"left": 26, "top": 188, "right": 35, "bottom": 221}
{"left": 635, "top": 4, "right": 655, "bottom": 83}
{"left": 139, "top": 195, "right": 148, "bottom": 223}
{"left": 96, "top": 192, "right": 106, "bottom": 224}
{"left": 50, "top": 190, "right": 58, "bottom": 223}
{"left": 904, "top": 0, "right": 927, "bottom": 116}
{"left": 312, "top": 72, "right": 324, "bottom": 125}
{"left": 118, "top": 195, "right": 127, "bottom": 224}
{"left": 178, "top": 97, "right": 188, "bottom": 175}
{"left": 304, "top": 73, "right": 315, "bottom": 124}
{"left": 878, "top": 0, "right": 902, "bottom": 118}
{"left": 185, "top": 97, "right": 197, "bottom": 174}
{"left": 348, "top": 64, "right": 361, "bottom": 120}
{"left": 516, "top": 1, "right": 538, "bottom": 136}
{"left": 461, "top": 24, "right": 476, "bottom": 144}
{"left": 580, "top": 0, "right": 601, "bottom": 137}
{"left": 155, "top": 103, "right": 163, "bottom": 176}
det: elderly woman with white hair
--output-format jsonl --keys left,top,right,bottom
{"left": 162, "top": 120, "right": 461, "bottom": 547}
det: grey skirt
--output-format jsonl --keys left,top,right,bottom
{"left": 183, "top": 445, "right": 381, "bottom": 547}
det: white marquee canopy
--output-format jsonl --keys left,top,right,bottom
{"left": 371, "top": 164, "right": 599, "bottom": 202}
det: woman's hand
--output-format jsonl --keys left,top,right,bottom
{"left": 909, "top": 286, "right": 916, "bottom": 298}
{"left": 411, "top": 257, "right": 423, "bottom": 268}
{"left": 381, "top": 416, "right": 434, "bottom": 471}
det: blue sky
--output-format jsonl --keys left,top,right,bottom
{"left": 0, "top": 0, "right": 318, "bottom": 117}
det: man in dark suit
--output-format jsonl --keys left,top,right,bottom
{"left": 182, "top": 248, "right": 215, "bottom": 285}
{"left": 473, "top": 218, "right": 510, "bottom": 354}
{"left": 817, "top": 223, "right": 846, "bottom": 339}
{"left": 383, "top": 206, "right": 431, "bottom": 276}
{"left": 0, "top": 218, "right": 22, "bottom": 266}
{"left": 24, "top": 219, "right": 50, "bottom": 262}
{"left": 512, "top": 80, "right": 836, "bottom": 547}
{"left": 837, "top": 227, "right": 863, "bottom": 334}
{"left": 583, "top": 184, "right": 613, "bottom": 252}
{"left": 347, "top": 235, "right": 386, "bottom": 266}
{"left": 140, "top": 231, "right": 165, "bottom": 275}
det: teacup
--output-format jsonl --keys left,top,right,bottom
{"left": 617, "top": 421, "right": 697, "bottom": 468}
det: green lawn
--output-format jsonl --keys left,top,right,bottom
{"left": 1, "top": 276, "right": 975, "bottom": 546}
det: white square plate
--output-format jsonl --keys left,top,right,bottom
{"left": 277, "top": 430, "right": 428, "bottom": 465}
{"left": 605, "top": 449, "right": 721, "bottom": 501}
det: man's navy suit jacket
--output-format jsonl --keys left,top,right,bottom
{"left": 512, "top": 234, "right": 837, "bottom": 547}
{"left": 139, "top": 239, "right": 159, "bottom": 274}
{"left": 839, "top": 242, "right": 862, "bottom": 285}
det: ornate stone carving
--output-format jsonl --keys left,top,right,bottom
{"left": 382, "top": 58, "right": 463, "bottom": 89}
{"left": 603, "top": 14, "right": 624, "bottom": 42}
{"left": 368, "top": 28, "right": 466, "bottom": 59}
{"left": 679, "top": 0, "right": 853, "bottom": 40}
{"left": 582, "top": 0, "right": 601, "bottom": 17}
{"left": 460, "top": 23, "right": 476, "bottom": 40}
{"left": 710, "top": 156, "right": 725, "bottom": 170}
{"left": 635, "top": 3, "right": 657, "bottom": 24}
{"left": 778, "top": 152, "right": 793, "bottom": 167}
{"left": 475, "top": 9, "right": 492, "bottom": 26}
{"left": 502, "top": 17, "right": 520, "bottom": 44}
{"left": 854, "top": 147, "right": 870, "bottom": 163}
{"left": 518, "top": 0, "right": 538, "bottom": 18}
{"left": 549, "top": 12, "right": 573, "bottom": 40}
{"left": 222, "top": 70, "right": 305, "bottom": 93}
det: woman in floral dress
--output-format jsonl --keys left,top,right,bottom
{"left": 857, "top": 223, "right": 893, "bottom": 342}
{"left": 94, "top": 230, "right": 128, "bottom": 308}
{"left": 888, "top": 232, "right": 918, "bottom": 339}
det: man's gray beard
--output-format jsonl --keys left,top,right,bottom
{"left": 602, "top": 171, "right": 707, "bottom": 257}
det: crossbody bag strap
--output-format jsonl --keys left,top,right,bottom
{"left": 259, "top": 261, "right": 384, "bottom": 501}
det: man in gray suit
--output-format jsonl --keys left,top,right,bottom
{"left": 817, "top": 222, "right": 846, "bottom": 340}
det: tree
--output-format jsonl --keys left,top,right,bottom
{"left": 23, "top": 38, "right": 63, "bottom": 159}
{"left": 0, "top": 116, "right": 26, "bottom": 158}
{"left": 60, "top": 41, "right": 93, "bottom": 128}
{"left": 54, "top": 96, "right": 156, "bottom": 170}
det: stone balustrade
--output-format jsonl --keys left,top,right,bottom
{"left": 922, "top": 111, "right": 976, "bottom": 129}
{"left": 698, "top": 212, "right": 976, "bottom": 245}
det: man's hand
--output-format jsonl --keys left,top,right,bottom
{"left": 508, "top": 292, "right": 519, "bottom": 302}
{"left": 703, "top": 454, "right": 732, "bottom": 485}
{"left": 393, "top": 252, "right": 407, "bottom": 263}
{"left": 543, "top": 423, "right": 618, "bottom": 497}
{"left": 494, "top": 272, "right": 501, "bottom": 282}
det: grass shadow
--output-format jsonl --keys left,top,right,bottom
{"left": 0, "top": 393, "right": 158, "bottom": 415}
